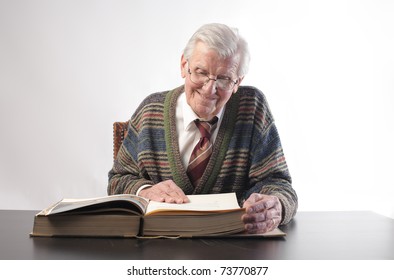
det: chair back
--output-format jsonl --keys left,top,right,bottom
{"left": 113, "top": 121, "right": 129, "bottom": 160}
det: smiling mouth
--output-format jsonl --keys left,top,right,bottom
{"left": 195, "top": 90, "right": 217, "bottom": 101}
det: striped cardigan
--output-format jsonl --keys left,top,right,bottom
{"left": 108, "top": 85, "right": 297, "bottom": 224}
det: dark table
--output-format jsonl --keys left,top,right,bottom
{"left": 1, "top": 210, "right": 393, "bottom": 259}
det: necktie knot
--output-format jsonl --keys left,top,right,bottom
{"left": 194, "top": 116, "right": 218, "bottom": 139}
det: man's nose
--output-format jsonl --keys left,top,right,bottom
{"left": 202, "top": 79, "right": 217, "bottom": 95}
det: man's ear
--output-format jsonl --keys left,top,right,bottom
{"left": 233, "top": 76, "right": 244, "bottom": 93}
{"left": 180, "top": 54, "right": 188, "bottom": 78}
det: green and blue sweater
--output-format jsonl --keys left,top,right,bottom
{"left": 108, "top": 85, "right": 297, "bottom": 224}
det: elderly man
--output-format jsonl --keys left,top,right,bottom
{"left": 108, "top": 23, "right": 297, "bottom": 233}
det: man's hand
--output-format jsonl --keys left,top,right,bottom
{"left": 139, "top": 180, "right": 189, "bottom": 204}
{"left": 242, "top": 193, "right": 282, "bottom": 234}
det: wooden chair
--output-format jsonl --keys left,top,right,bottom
{"left": 113, "top": 121, "right": 129, "bottom": 160}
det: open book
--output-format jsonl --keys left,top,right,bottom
{"left": 30, "top": 193, "right": 285, "bottom": 238}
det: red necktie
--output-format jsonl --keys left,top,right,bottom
{"left": 187, "top": 117, "right": 218, "bottom": 187}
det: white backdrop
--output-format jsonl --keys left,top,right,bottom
{"left": 0, "top": 0, "right": 393, "bottom": 218}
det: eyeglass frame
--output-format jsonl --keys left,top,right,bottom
{"left": 186, "top": 62, "right": 238, "bottom": 91}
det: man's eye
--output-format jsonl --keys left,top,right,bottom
{"left": 196, "top": 71, "right": 208, "bottom": 76}
{"left": 218, "top": 76, "right": 231, "bottom": 81}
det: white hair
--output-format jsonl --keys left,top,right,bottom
{"left": 183, "top": 23, "right": 250, "bottom": 77}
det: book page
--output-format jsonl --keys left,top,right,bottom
{"left": 146, "top": 193, "right": 242, "bottom": 215}
{"left": 42, "top": 194, "right": 149, "bottom": 215}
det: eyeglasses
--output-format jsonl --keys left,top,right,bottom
{"left": 187, "top": 68, "right": 238, "bottom": 91}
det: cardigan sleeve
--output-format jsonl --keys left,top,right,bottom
{"left": 246, "top": 121, "right": 298, "bottom": 225}
{"left": 108, "top": 91, "right": 170, "bottom": 195}
{"left": 107, "top": 120, "right": 154, "bottom": 195}
{"left": 239, "top": 87, "right": 297, "bottom": 225}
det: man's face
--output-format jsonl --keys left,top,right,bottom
{"left": 181, "top": 42, "right": 242, "bottom": 120}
